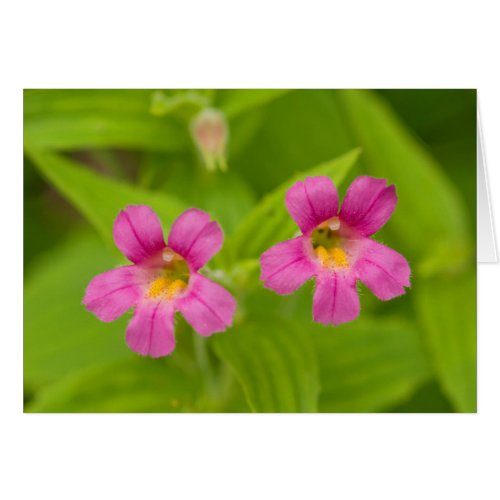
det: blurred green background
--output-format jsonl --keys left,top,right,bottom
{"left": 23, "top": 89, "right": 476, "bottom": 413}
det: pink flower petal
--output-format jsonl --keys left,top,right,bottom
{"left": 339, "top": 176, "right": 397, "bottom": 236}
{"left": 113, "top": 205, "right": 166, "bottom": 264}
{"left": 83, "top": 266, "right": 143, "bottom": 322}
{"left": 126, "top": 301, "right": 176, "bottom": 358}
{"left": 168, "top": 208, "right": 223, "bottom": 271}
{"left": 313, "top": 271, "right": 360, "bottom": 326}
{"left": 260, "top": 236, "right": 315, "bottom": 295}
{"left": 285, "top": 176, "right": 339, "bottom": 234}
{"left": 176, "top": 273, "right": 236, "bottom": 336}
{"left": 355, "top": 239, "right": 411, "bottom": 300}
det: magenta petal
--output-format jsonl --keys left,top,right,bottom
{"left": 83, "top": 266, "right": 143, "bottom": 322}
{"left": 168, "top": 208, "right": 223, "bottom": 271}
{"left": 339, "top": 176, "right": 397, "bottom": 236}
{"left": 285, "top": 176, "right": 339, "bottom": 234}
{"left": 313, "top": 271, "right": 360, "bottom": 326}
{"left": 126, "top": 301, "right": 176, "bottom": 358}
{"left": 260, "top": 236, "right": 315, "bottom": 295}
{"left": 176, "top": 273, "right": 236, "bottom": 336}
{"left": 113, "top": 205, "right": 166, "bottom": 264}
{"left": 355, "top": 239, "right": 411, "bottom": 300}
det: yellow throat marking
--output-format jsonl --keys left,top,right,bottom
{"left": 147, "top": 277, "right": 187, "bottom": 300}
{"left": 315, "top": 245, "right": 349, "bottom": 269}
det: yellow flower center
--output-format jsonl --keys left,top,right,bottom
{"left": 146, "top": 248, "right": 189, "bottom": 301}
{"left": 147, "top": 277, "right": 187, "bottom": 300}
{"left": 311, "top": 217, "right": 349, "bottom": 270}
{"left": 314, "top": 245, "right": 349, "bottom": 269}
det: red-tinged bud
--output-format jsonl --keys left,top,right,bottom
{"left": 190, "top": 108, "right": 229, "bottom": 172}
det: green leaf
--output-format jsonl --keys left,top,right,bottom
{"left": 24, "top": 89, "right": 155, "bottom": 116}
{"left": 216, "top": 89, "right": 291, "bottom": 118}
{"left": 24, "top": 89, "right": 190, "bottom": 152}
{"left": 230, "top": 148, "right": 360, "bottom": 260}
{"left": 24, "top": 232, "right": 132, "bottom": 389}
{"left": 24, "top": 112, "right": 189, "bottom": 152}
{"left": 212, "top": 318, "right": 320, "bottom": 412}
{"left": 335, "top": 90, "right": 472, "bottom": 274}
{"left": 413, "top": 272, "right": 476, "bottom": 412}
{"left": 26, "top": 149, "right": 187, "bottom": 248}
{"left": 27, "top": 358, "right": 201, "bottom": 413}
{"left": 311, "top": 317, "right": 432, "bottom": 412}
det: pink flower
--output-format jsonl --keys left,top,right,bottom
{"left": 83, "top": 206, "right": 236, "bottom": 358}
{"left": 260, "top": 176, "right": 411, "bottom": 326}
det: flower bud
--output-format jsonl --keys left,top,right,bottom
{"left": 190, "top": 108, "right": 229, "bottom": 172}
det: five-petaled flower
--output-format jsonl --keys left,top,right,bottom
{"left": 83, "top": 206, "right": 236, "bottom": 358}
{"left": 260, "top": 176, "right": 411, "bottom": 326}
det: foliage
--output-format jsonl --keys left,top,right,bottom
{"left": 24, "top": 89, "right": 476, "bottom": 412}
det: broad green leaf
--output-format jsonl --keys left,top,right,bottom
{"left": 335, "top": 90, "right": 472, "bottom": 274}
{"left": 212, "top": 318, "right": 320, "bottom": 412}
{"left": 24, "top": 112, "right": 189, "bottom": 152}
{"left": 311, "top": 317, "right": 432, "bottom": 412}
{"left": 216, "top": 89, "right": 291, "bottom": 118}
{"left": 230, "top": 148, "right": 360, "bottom": 260}
{"left": 24, "top": 89, "right": 154, "bottom": 116}
{"left": 24, "top": 232, "right": 132, "bottom": 389}
{"left": 26, "top": 149, "right": 187, "bottom": 248}
{"left": 27, "top": 358, "right": 201, "bottom": 413}
{"left": 413, "top": 272, "right": 476, "bottom": 412}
